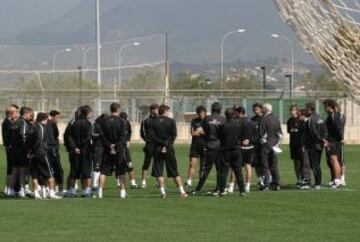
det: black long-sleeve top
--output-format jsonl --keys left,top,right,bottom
{"left": 259, "top": 113, "right": 283, "bottom": 147}
{"left": 64, "top": 119, "right": 76, "bottom": 152}
{"left": 67, "top": 118, "right": 93, "bottom": 151}
{"left": 125, "top": 120, "right": 132, "bottom": 142}
{"left": 325, "top": 111, "right": 344, "bottom": 142}
{"left": 30, "top": 123, "right": 48, "bottom": 156}
{"left": 101, "top": 115, "right": 127, "bottom": 149}
{"left": 287, "top": 117, "right": 302, "bottom": 147}
{"left": 152, "top": 116, "right": 177, "bottom": 147}
{"left": 238, "top": 116, "right": 257, "bottom": 147}
{"left": 251, "top": 115, "right": 262, "bottom": 145}
{"left": 219, "top": 118, "right": 242, "bottom": 150}
{"left": 45, "top": 120, "right": 59, "bottom": 149}
{"left": 140, "top": 115, "right": 157, "bottom": 143}
{"left": 203, "top": 113, "right": 226, "bottom": 150}
{"left": 2, "top": 118, "right": 13, "bottom": 147}
{"left": 11, "top": 117, "right": 33, "bottom": 152}
{"left": 304, "top": 112, "right": 327, "bottom": 146}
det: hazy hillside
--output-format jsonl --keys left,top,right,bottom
{"left": 6, "top": 0, "right": 314, "bottom": 64}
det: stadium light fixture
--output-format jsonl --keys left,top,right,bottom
{"left": 271, "top": 33, "right": 295, "bottom": 97}
{"left": 220, "top": 28, "right": 246, "bottom": 90}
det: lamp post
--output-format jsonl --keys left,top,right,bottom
{"left": 271, "top": 33, "right": 295, "bottom": 97}
{"left": 220, "top": 28, "right": 246, "bottom": 90}
{"left": 95, "top": 0, "right": 102, "bottom": 114}
{"left": 116, "top": 42, "right": 141, "bottom": 100}
{"left": 52, "top": 48, "right": 71, "bottom": 80}
{"left": 260, "top": 66, "right": 266, "bottom": 98}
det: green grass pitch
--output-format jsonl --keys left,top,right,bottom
{"left": 0, "top": 144, "right": 359, "bottom": 242}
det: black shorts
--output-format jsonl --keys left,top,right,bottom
{"left": 93, "top": 145, "right": 104, "bottom": 171}
{"left": 9, "top": 147, "right": 30, "bottom": 168}
{"left": 101, "top": 150, "right": 127, "bottom": 176}
{"left": 31, "top": 154, "right": 53, "bottom": 181}
{"left": 326, "top": 141, "right": 342, "bottom": 158}
{"left": 152, "top": 146, "right": 179, "bottom": 178}
{"left": 189, "top": 143, "right": 206, "bottom": 159}
{"left": 290, "top": 143, "right": 302, "bottom": 160}
{"left": 142, "top": 143, "right": 155, "bottom": 170}
{"left": 48, "top": 148, "right": 64, "bottom": 185}
{"left": 69, "top": 149, "right": 92, "bottom": 180}
{"left": 241, "top": 148, "right": 254, "bottom": 166}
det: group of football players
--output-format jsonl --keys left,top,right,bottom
{"left": 1, "top": 98, "right": 346, "bottom": 199}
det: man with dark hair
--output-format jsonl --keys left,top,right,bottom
{"left": 2, "top": 105, "right": 19, "bottom": 196}
{"left": 151, "top": 104, "right": 187, "bottom": 198}
{"left": 30, "top": 112, "right": 61, "bottom": 199}
{"left": 185, "top": 105, "right": 207, "bottom": 188}
{"left": 66, "top": 105, "right": 93, "bottom": 198}
{"left": 259, "top": 103, "right": 283, "bottom": 191}
{"left": 323, "top": 99, "right": 343, "bottom": 188}
{"left": 193, "top": 102, "right": 225, "bottom": 195}
{"left": 8, "top": 106, "right": 33, "bottom": 198}
{"left": 227, "top": 106, "right": 256, "bottom": 193}
{"left": 287, "top": 104, "right": 302, "bottom": 186}
{"left": 98, "top": 103, "right": 127, "bottom": 199}
{"left": 45, "top": 110, "right": 64, "bottom": 195}
{"left": 140, "top": 103, "right": 159, "bottom": 188}
{"left": 120, "top": 112, "right": 138, "bottom": 189}
{"left": 304, "top": 102, "right": 327, "bottom": 190}
{"left": 218, "top": 108, "right": 246, "bottom": 197}
{"left": 251, "top": 103, "right": 264, "bottom": 187}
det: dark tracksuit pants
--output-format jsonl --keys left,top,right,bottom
{"left": 261, "top": 145, "right": 280, "bottom": 186}
{"left": 48, "top": 147, "right": 64, "bottom": 185}
{"left": 142, "top": 143, "right": 155, "bottom": 171}
{"left": 195, "top": 148, "right": 221, "bottom": 192}
{"left": 300, "top": 146, "right": 311, "bottom": 182}
{"left": 306, "top": 145, "right": 323, "bottom": 186}
{"left": 219, "top": 148, "right": 245, "bottom": 194}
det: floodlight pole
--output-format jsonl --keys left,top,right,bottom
{"left": 96, "top": 0, "right": 102, "bottom": 114}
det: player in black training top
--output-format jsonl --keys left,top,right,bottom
{"left": 227, "top": 106, "right": 256, "bottom": 194}
{"left": 304, "top": 102, "right": 327, "bottom": 190}
{"left": 91, "top": 113, "right": 108, "bottom": 191}
{"left": 251, "top": 103, "right": 264, "bottom": 187}
{"left": 151, "top": 104, "right": 188, "bottom": 198}
{"left": 185, "top": 105, "right": 206, "bottom": 188}
{"left": 45, "top": 110, "right": 64, "bottom": 194}
{"left": 193, "top": 102, "right": 225, "bottom": 195}
{"left": 29, "top": 113, "right": 61, "bottom": 199}
{"left": 2, "top": 105, "right": 19, "bottom": 197}
{"left": 66, "top": 105, "right": 93, "bottom": 198}
{"left": 323, "top": 99, "right": 343, "bottom": 188}
{"left": 8, "top": 107, "right": 33, "bottom": 198}
{"left": 140, "top": 103, "right": 159, "bottom": 188}
{"left": 218, "top": 108, "right": 246, "bottom": 197}
{"left": 287, "top": 104, "right": 302, "bottom": 186}
{"left": 120, "top": 112, "right": 139, "bottom": 189}
{"left": 98, "top": 103, "right": 127, "bottom": 199}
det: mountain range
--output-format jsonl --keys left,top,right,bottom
{"left": 1, "top": 0, "right": 315, "bottom": 64}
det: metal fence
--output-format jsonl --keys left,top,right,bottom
{"left": 0, "top": 89, "right": 357, "bottom": 124}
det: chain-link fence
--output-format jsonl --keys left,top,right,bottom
{"left": 0, "top": 89, "right": 357, "bottom": 124}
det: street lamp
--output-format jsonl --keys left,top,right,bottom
{"left": 220, "top": 28, "right": 246, "bottom": 90}
{"left": 271, "top": 33, "right": 295, "bottom": 97}
{"left": 52, "top": 48, "right": 71, "bottom": 79}
{"left": 116, "top": 42, "right": 141, "bottom": 100}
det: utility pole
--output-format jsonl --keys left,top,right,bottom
{"left": 164, "top": 32, "right": 170, "bottom": 105}
{"left": 285, "top": 74, "right": 293, "bottom": 98}
{"left": 78, "top": 66, "right": 83, "bottom": 106}
{"left": 95, "top": 0, "right": 102, "bottom": 114}
{"left": 261, "top": 66, "right": 266, "bottom": 98}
